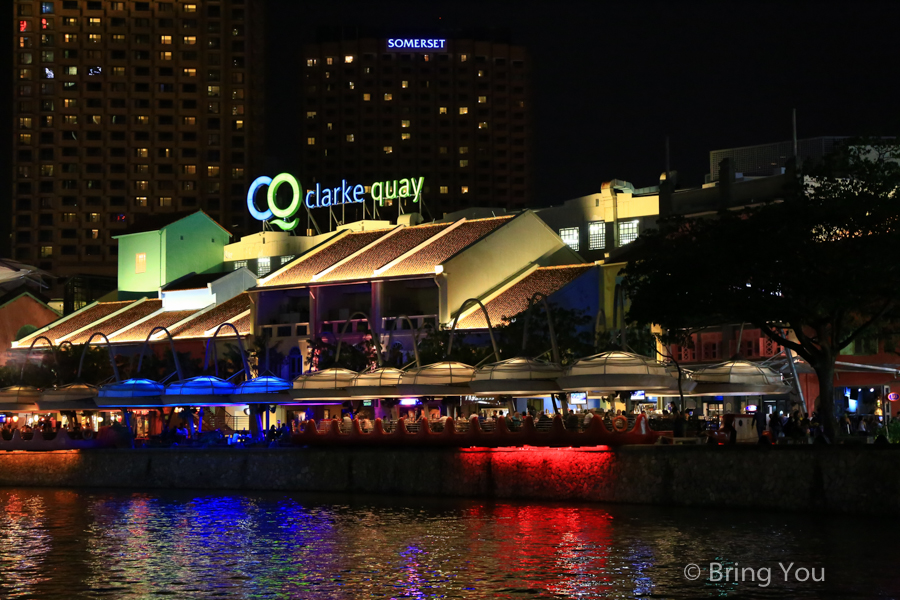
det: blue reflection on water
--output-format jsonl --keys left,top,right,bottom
{"left": 0, "top": 489, "right": 897, "bottom": 599}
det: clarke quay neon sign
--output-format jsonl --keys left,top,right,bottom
{"left": 387, "top": 38, "right": 446, "bottom": 51}
{"left": 248, "top": 174, "right": 424, "bottom": 231}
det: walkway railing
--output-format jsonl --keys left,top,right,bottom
{"left": 291, "top": 414, "right": 670, "bottom": 448}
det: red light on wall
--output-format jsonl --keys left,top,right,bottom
{"left": 20, "top": 20, "right": 28, "bottom": 32}
{"left": 889, "top": 392, "right": 899, "bottom": 402}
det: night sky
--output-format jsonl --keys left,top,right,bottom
{"left": 267, "top": 0, "right": 900, "bottom": 204}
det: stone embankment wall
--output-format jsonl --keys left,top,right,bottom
{"left": 0, "top": 445, "right": 897, "bottom": 515}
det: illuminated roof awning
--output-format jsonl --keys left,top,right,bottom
{"left": 349, "top": 367, "right": 404, "bottom": 399}
{"left": 96, "top": 378, "right": 165, "bottom": 407}
{"left": 470, "top": 357, "right": 563, "bottom": 397}
{"left": 559, "top": 351, "right": 689, "bottom": 393}
{"left": 233, "top": 375, "right": 292, "bottom": 402}
{"left": 681, "top": 360, "right": 792, "bottom": 396}
{"left": 38, "top": 383, "right": 100, "bottom": 411}
{"left": 396, "top": 361, "right": 475, "bottom": 397}
{"left": 290, "top": 368, "right": 356, "bottom": 400}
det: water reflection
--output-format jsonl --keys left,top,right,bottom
{"left": 0, "top": 488, "right": 896, "bottom": 599}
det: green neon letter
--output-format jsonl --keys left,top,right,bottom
{"left": 267, "top": 173, "right": 301, "bottom": 218}
{"left": 411, "top": 177, "right": 424, "bottom": 202}
{"left": 371, "top": 182, "right": 383, "bottom": 205}
{"left": 398, "top": 179, "right": 411, "bottom": 198}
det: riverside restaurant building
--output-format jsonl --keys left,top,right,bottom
{"left": 8, "top": 205, "right": 608, "bottom": 435}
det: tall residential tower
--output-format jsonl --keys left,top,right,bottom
{"left": 11, "top": 0, "right": 264, "bottom": 293}
{"left": 300, "top": 30, "right": 532, "bottom": 222}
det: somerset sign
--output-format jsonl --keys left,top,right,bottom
{"left": 386, "top": 38, "right": 447, "bottom": 51}
{"left": 247, "top": 174, "right": 424, "bottom": 231}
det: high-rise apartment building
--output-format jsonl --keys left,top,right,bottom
{"left": 300, "top": 31, "right": 532, "bottom": 221}
{"left": 11, "top": 0, "right": 264, "bottom": 280}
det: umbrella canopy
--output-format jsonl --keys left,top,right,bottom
{"left": 349, "top": 367, "right": 404, "bottom": 399}
{"left": 96, "top": 378, "right": 165, "bottom": 407}
{"left": 686, "top": 360, "right": 792, "bottom": 396}
{"left": 233, "top": 375, "right": 292, "bottom": 403}
{"left": 38, "top": 383, "right": 100, "bottom": 410}
{"left": 291, "top": 368, "right": 356, "bottom": 400}
{"left": 397, "top": 361, "right": 475, "bottom": 397}
{"left": 0, "top": 385, "right": 42, "bottom": 404}
{"left": 559, "top": 351, "right": 684, "bottom": 393}
{"left": 166, "top": 376, "right": 236, "bottom": 396}
{"left": 470, "top": 357, "right": 563, "bottom": 397}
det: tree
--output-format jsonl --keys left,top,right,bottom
{"left": 623, "top": 141, "right": 900, "bottom": 439}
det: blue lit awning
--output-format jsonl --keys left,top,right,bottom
{"left": 98, "top": 378, "right": 164, "bottom": 398}
{"left": 234, "top": 376, "right": 291, "bottom": 395}
{"left": 166, "top": 376, "right": 236, "bottom": 396}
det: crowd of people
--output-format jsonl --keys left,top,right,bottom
{"left": 0, "top": 415, "right": 96, "bottom": 440}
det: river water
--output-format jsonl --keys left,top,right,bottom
{"left": 0, "top": 488, "right": 896, "bottom": 599}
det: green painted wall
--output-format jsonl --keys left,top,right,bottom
{"left": 117, "top": 231, "right": 163, "bottom": 292}
{"left": 116, "top": 213, "right": 229, "bottom": 293}
{"left": 163, "top": 214, "right": 228, "bottom": 282}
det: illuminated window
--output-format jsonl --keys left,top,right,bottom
{"left": 112, "top": 66, "right": 125, "bottom": 76}
{"left": 112, "top": 34, "right": 124, "bottom": 42}
{"left": 401, "top": 80, "right": 409, "bottom": 89}
{"left": 478, "top": 96, "right": 487, "bottom": 103}
{"left": 439, "top": 147, "right": 448, "bottom": 154}
{"left": 135, "top": 115, "right": 149, "bottom": 125}
{"left": 89, "top": 229, "right": 100, "bottom": 239}
{"left": 307, "top": 137, "right": 315, "bottom": 145}
{"left": 19, "top": 117, "right": 32, "bottom": 129}
{"left": 183, "top": 35, "right": 196, "bottom": 45}
{"left": 183, "top": 68, "right": 196, "bottom": 77}
{"left": 559, "top": 227, "right": 579, "bottom": 251}
{"left": 63, "top": 65, "right": 76, "bottom": 75}
{"left": 383, "top": 145, "right": 393, "bottom": 154}
{"left": 207, "top": 166, "right": 220, "bottom": 177}
{"left": 363, "top": 93, "right": 370, "bottom": 101}
{"left": 306, "top": 58, "right": 316, "bottom": 67}
{"left": 135, "top": 148, "right": 148, "bottom": 158}
{"left": 88, "top": 17, "right": 100, "bottom": 27}
{"left": 257, "top": 257, "right": 271, "bottom": 276}
{"left": 401, "top": 119, "right": 410, "bottom": 128}
{"left": 64, "top": 33, "right": 77, "bottom": 43}
{"left": 233, "top": 119, "right": 243, "bottom": 130}
{"left": 618, "top": 220, "right": 640, "bottom": 246}
{"left": 41, "top": 3, "right": 54, "bottom": 14}
{"left": 477, "top": 70, "right": 485, "bottom": 77}
{"left": 440, "top": 186, "right": 448, "bottom": 194}
{"left": 183, "top": 116, "right": 196, "bottom": 125}
{"left": 41, "top": 246, "right": 53, "bottom": 258}
{"left": 231, "top": 105, "right": 243, "bottom": 116}
{"left": 459, "top": 107, "right": 468, "bottom": 115}
{"left": 459, "top": 147, "right": 468, "bottom": 154}
{"left": 232, "top": 88, "right": 244, "bottom": 99}
{"left": 478, "top": 121, "right": 488, "bottom": 129}
{"left": 346, "top": 134, "right": 355, "bottom": 142}
{"left": 61, "top": 213, "right": 76, "bottom": 222}
{"left": 135, "top": 197, "right": 148, "bottom": 207}
{"left": 439, "top": 106, "right": 447, "bottom": 114}
{"left": 460, "top": 54, "right": 468, "bottom": 62}
{"left": 20, "top": 53, "right": 33, "bottom": 65}
{"left": 134, "top": 164, "right": 149, "bottom": 175}
{"left": 89, "top": 114, "right": 101, "bottom": 124}
{"left": 63, "top": 98, "right": 76, "bottom": 108}
{"left": 135, "top": 181, "right": 149, "bottom": 191}
{"left": 40, "top": 164, "right": 53, "bottom": 176}
{"left": 234, "top": 260, "right": 247, "bottom": 270}
{"left": 459, "top": 160, "right": 468, "bottom": 167}
{"left": 160, "top": 35, "right": 172, "bottom": 44}
{"left": 111, "top": 2, "right": 124, "bottom": 9}
{"left": 184, "top": 4, "right": 197, "bottom": 13}
{"left": 401, "top": 133, "right": 411, "bottom": 140}
{"left": 588, "top": 221, "right": 606, "bottom": 250}
{"left": 384, "top": 93, "right": 392, "bottom": 101}
{"left": 182, "top": 165, "right": 196, "bottom": 175}
{"left": 306, "top": 111, "right": 316, "bottom": 119}
{"left": 326, "top": 57, "right": 333, "bottom": 65}
{"left": 159, "top": 197, "right": 172, "bottom": 207}
{"left": 87, "top": 213, "right": 100, "bottom": 223}
{"left": 63, "top": 114, "right": 77, "bottom": 124}
{"left": 207, "top": 85, "right": 220, "bottom": 96}
{"left": 231, "top": 167, "right": 244, "bottom": 179}
{"left": 88, "top": 34, "right": 101, "bottom": 43}
{"left": 19, "top": 68, "right": 33, "bottom": 80}
{"left": 344, "top": 55, "right": 354, "bottom": 63}
{"left": 159, "top": 51, "right": 172, "bottom": 60}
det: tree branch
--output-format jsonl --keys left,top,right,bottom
{"left": 837, "top": 299, "right": 896, "bottom": 350}
{"left": 755, "top": 321, "right": 807, "bottom": 359}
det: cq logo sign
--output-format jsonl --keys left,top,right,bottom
{"left": 246, "top": 173, "right": 301, "bottom": 231}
